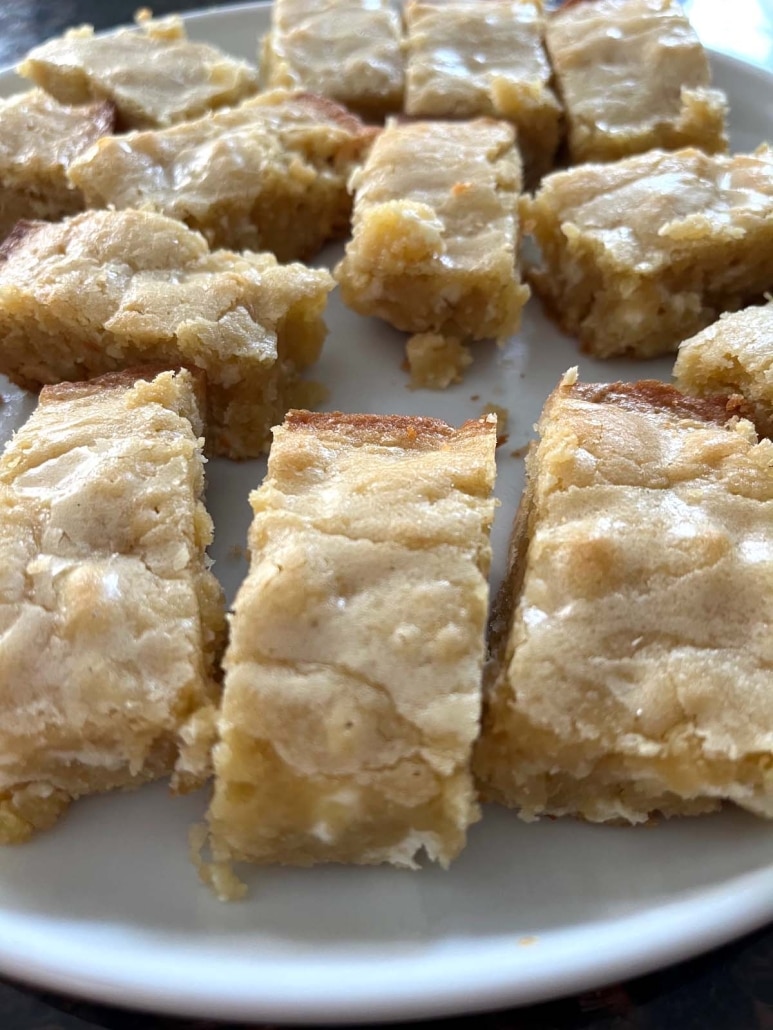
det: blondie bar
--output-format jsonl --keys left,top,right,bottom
{"left": 522, "top": 147, "right": 773, "bottom": 358}
{"left": 202, "top": 411, "right": 497, "bottom": 896}
{"left": 0, "top": 368, "right": 225, "bottom": 844}
{"left": 69, "top": 90, "right": 377, "bottom": 262}
{"left": 674, "top": 302, "right": 773, "bottom": 437}
{"left": 18, "top": 14, "right": 258, "bottom": 130}
{"left": 475, "top": 371, "right": 773, "bottom": 823}
{"left": 0, "top": 210, "right": 333, "bottom": 459}
{"left": 335, "top": 119, "right": 530, "bottom": 342}
{"left": 0, "top": 89, "right": 114, "bottom": 242}
{"left": 546, "top": 0, "right": 727, "bottom": 164}
{"left": 260, "top": 0, "right": 404, "bottom": 120}
{"left": 404, "top": 0, "right": 561, "bottom": 184}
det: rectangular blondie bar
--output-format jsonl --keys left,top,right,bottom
{"left": 546, "top": 0, "right": 727, "bottom": 164}
{"left": 404, "top": 0, "right": 561, "bottom": 183}
{"left": 521, "top": 146, "right": 773, "bottom": 358}
{"left": 475, "top": 371, "right": 773, "bottom": 824}
{"left": 335, "top": 119, "right": 530, "bottom": 342}
{"left": 260, "top": 0, "right": 404, "bottom": 120}
{"left": 0, "top": 368, "right": 225, "bottom": 844}
{"left": 68, "top": 90, "right": 377, "bottom": 262}
{"left": 0, "top": 210, "right": 333, "bottom": 459}
{"left": 18, "top": 14, "right": 258, "bottom": 129}
{"left": 202, "top": 411, "right": 497, "bottom": 896}
{"left": 0, "top": 89, "right": 114, "bottom": 243}
{"left": 674, "top": 302, "right": 773, "bottom": 438}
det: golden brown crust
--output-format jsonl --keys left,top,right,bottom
{"left": 0, "top": 366, "right": 225, "bottom": 842}
{"left": 571, "top": 380, "right": 746, "bottom": 425}
{"left": 39, "top": 365, "right": 207, "bottom": 406}
{"left": 284, "top": 409, "right": 494, "bottom": 447}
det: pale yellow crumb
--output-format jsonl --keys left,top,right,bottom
{"left": 406, "top": 333, "right": 472, "bottom": 389}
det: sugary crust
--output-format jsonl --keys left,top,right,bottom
{"left": 546, "top": 0, "right": 727, "bottom": 163}
{"left": 476, "top": 371, "right": 773, "bottom": 824}
{"left": 260, "top": 0, "right": 404, "bottom": 120}
{"left": 521, "top": 146, "right": 773, "bottom": 358}
{"left": 18, "top": 15, "right": 258, "bottom": 129}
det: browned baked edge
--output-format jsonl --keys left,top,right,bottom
{"left": 39, "top": 365, "right": 208, "bottom": 406}
{"left": 283, "top": 409, "right": 496, "bottom": 448}
{"left": 571, "top": 379, "right": 753, "bottom": 426}
{"left": 289, "top": 91, "right": 381, "bottom": 141}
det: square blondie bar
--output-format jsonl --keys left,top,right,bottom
{"left": 0, "top": 368, "right": 225, "bottom": 844}
{"left": 0, "top": 210, "right": 333, "bottom": 459}
{"left": 335, "top": 119, "right": 530, "bottom": 342}
{"left": 202, "top": 411, "right": 497, "bottom": 896}
{"left": 475, "top": 371, "right": 773, "bottom": 824}
{"left": 260, "top": 0, "right": 404, "bottom": 120}
{"left": 404, "top": 0, "right": 561, "bottom": 184}
{"left": 0, "top": 89, "right": 114, "bottom": 242}
{"left": 522, "top": 147, "right": 773, "bottom": 358}
{"left": 69, "top": 90, "right": 377, "bottom": 262}
{"left": 18, "top": 14, "right": 258, "bottom": 130}
{"left": 674, "top": 302, "right": 773, "bottom": 438}
{"left": 546, "top": 0, "right": 727, "bottom": 164}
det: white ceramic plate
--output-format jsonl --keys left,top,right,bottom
{"left": 0, "top": 4, "right": 772, "bottom": 1023}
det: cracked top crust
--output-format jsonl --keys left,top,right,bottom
{"left": 523, "top": 146, "right": 773, "bottom": 273}
{"left": 0, "top": 368, "right": 223, "bottom": 797}
{"left": 405, "top": 0, "right": 556, "bottom": 118}
{"left": 66, "top": 89, "right": 377, "bottom": 256}
{"left": 260, "top": 0, "right": 404, "bottom": 118}
{"left": 205, "top": 411, "right": 498, "bottom": 875}
{"left": 18, "top": 15, "right": 258, "bottom": 129}
{"left": 0, "top": 89, "right": 115, "bottom": 185}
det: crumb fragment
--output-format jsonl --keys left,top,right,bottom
{"left": 406, "top": 333, "right": 472, "bottom": 389}
{"left": 482, "top": 403, "right": 509, "bottom": 446}
{"left": 510, "top": 443, "right": 529, "bottom": 459}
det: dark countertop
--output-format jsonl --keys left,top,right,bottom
{"left": 0, "top": 2, "right": 771, "bottom": 1027}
